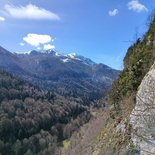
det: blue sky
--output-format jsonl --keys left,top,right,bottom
{"left": 0, "top": 0, "right": 155, "bottom": 69}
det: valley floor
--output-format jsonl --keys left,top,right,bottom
{"left": 61, "top": 108, "right": 110, "bottom": 155}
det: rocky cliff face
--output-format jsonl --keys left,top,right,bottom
{"left": 130, "top": 62, "right": 155, "bottom": 154}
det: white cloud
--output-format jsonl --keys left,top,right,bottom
{"left": 4, "top": 4, "right": 60, "bottom": 20}
{"left": 43, "top": 44, "right": 55, "bottom": 50}
{"left": 23, "top": 33, "right": 52, "bottom": 47}
{"left": 0, "top": 16, "right": 5, "bottom": 21}
{"left": 19, "top": 42, "right": 25, "bottom": 46}
{"left": 109, "top": 9, "right": 118, "bottom": 16}
{"left": 128, "top": 0, "right": 148, "bottom": 13}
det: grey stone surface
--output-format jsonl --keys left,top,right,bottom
{"left": 130, "top": 62, "right": 155, "bottom": 154}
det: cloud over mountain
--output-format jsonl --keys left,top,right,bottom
{"left": 43, "top": 44, "right": 55, "bottom": 50}
{"left": 23, "top": 33, "right": 54, "bottom": 48}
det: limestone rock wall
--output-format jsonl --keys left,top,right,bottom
{"left": 130, "top": 63, "right": 155, "bottom": 154}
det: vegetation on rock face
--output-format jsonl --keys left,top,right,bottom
{"left": 0, "top": 70, "right": 91, "bottom": 155}
{"left": 109, "top": 14, "right": 155, "bottom": 110}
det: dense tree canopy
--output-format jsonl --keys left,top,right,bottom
{"left": 0, "top": 70, "right": 91, "bottom": 155}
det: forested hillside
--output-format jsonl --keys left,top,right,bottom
{"left": 110, "top": 13, "right": 155, "bottom": 111}
{"left": 0, "top": 70, "right": 90, "bottom": 155}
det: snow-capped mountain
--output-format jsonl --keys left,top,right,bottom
{"left": 18, "top": 50, "right": 96, "bottom": 66}
{"left": 0, "top": 46, "right": 119, "bottom": 104}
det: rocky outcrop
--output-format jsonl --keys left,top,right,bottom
{"left": 130, "top": 62, "right": 155, "bottom": 154}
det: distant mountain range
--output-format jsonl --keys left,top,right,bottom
{"left": 0, "top": 46, "right": 119, "bottom": 104}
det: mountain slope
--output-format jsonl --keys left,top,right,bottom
{"left": 0, "top": 46, "right": 26, "bottom": 75}
{"left": 0, "top": 70, "right": 90, "bottom": 155}
{"left": 0, "top": 47, "right": 119, "bottom": 105}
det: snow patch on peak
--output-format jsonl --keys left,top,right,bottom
{"left": 55, "top": 52, "right": 61, "bottom": 56}
{"left": 62, "top": 58, "right": 70, "bottom": 63}
{"left": 66, "top": 53, "right": 77, "bottom": 58}
{"left": 60, "top": 52, "right": 96, "bottom": 65}
{"left": 16, "top": 49, "right": 96, "bottom": 66}
{"left": 15, "top": 51, "right": 31, "bottom": 55}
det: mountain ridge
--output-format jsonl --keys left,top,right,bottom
{"left": 0, "top": 46, "right": 119, "bottom": 105}
{"left": 15, "top": 49, "right": 102, "bottom": 66}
